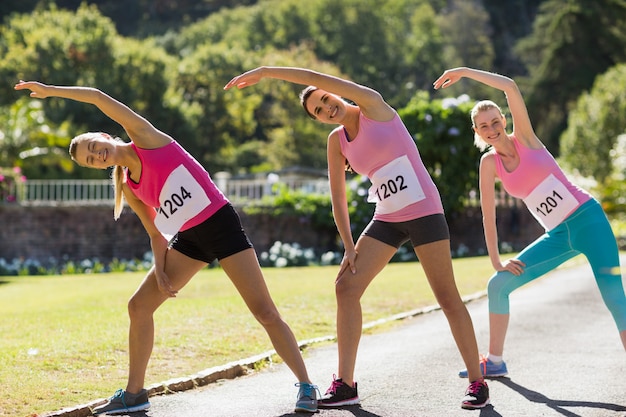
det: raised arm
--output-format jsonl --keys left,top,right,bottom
{"left": 14, "top": 81, "right": 171, "bottom": 149}
{"left": 433, "top": 67, "right": 541, "bottom": 148}
{"left": 225, "top": 66, "right": 394, "bottom": 121}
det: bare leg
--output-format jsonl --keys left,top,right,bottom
{"left": 621, "top": 330, "right": 626, "bottom": 350}
{"left": 334, "top": 237, "right": 397, "bottom": 387}
{"left": 219, "top": 248, "right": 311, "bottom": 383}
{"left": 126, "top": 250, "right": 206, "bottom": 393}
{"left": 415, "top": 240, "right": 482, "bottom": 382}
{"left": 487, "top": 313, "right": 509, "bottom": 357}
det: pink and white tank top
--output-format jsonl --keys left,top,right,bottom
{"left": 126, "top": 141, "right": 229, "bottom": 240}
{"left": 494, "top": 136, "right": 591, "bottom": 231}
{"left": 336, "top": 111, "right": 443, "bottom": 222}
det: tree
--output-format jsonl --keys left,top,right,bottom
{"left": 0, "top": 98, "right": 72, "bottom": 179}
{"left": 169, "top": 43, "right": 343, "bottom": 173}
{"left": 481, "top": 0, "right": 542, "bottom": 75}
{"left": 0, "top": 5, "right": 187, "bottom": 178}
{"left": 515, "top": 0, "right": 626, "bottom": 153}
{"left": 436, "top": 0, "right": 496, "bottom": 101}
{"left": 0, "top": 4, "right": 118, "bottom": 106}
{"left": 171, "top": 0, "right": 448, "bottom": 108}
{"left": 559, "top": 63, "right": 626, "bottom": 183}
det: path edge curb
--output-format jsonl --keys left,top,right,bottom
{"left": 42, "top": 291, "right": 487, "bottom": 417}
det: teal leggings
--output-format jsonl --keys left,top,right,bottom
{"left": 488, "top": 199, "right": 626, "bottom": 332}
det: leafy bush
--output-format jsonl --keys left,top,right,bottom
{"left": 399, "top": 92, "right": 482, "bottom": 217}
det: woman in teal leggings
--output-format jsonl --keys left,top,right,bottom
{"left": 489, "top": 199, "right": 624, "bottom": 319}
{"left": 433, "top": 67, "right": 626, "bottom": 377}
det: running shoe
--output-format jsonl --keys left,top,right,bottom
{"left": 461, "top": 379, "right": 490, "bottom": 409}
{"left": 91, "top": 388, "right": 150, "bottom": 415}
{"left": 294, "top": 382, "right": 319, "bottom": 413}
{"left": 458, "top": 356, "right": 508, "bottom": 378}
{"left": 317, "top": 375, "right": 359, "bottom": 408}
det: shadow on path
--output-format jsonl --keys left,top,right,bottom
{"left": 279, "top": 405, "right": 383, "bottom": 417}
{"left": 478, "top": 404, "right": 504, "bottom": 417}
{"left": 495, "top": 378, "right": 626, "bottom": 417}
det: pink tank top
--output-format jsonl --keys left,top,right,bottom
{"left": 494, "top": 136, "right": 591, "bottom": 230}
{"left": 337, "top": 112, "right": 443, "bottom": 222}
{"left": 126, "top": 141, "right": 229, "bottom": 239}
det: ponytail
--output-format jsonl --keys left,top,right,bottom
{"left": 112, "top": 165, "right": 125, "bottom": 220}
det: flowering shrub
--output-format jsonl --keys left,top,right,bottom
{"left": 0, "top": 252, "right": 154, "bottom": 276}
{"left": 259, "top": 241, "right": 317, "bottom": 267}
{"left": 0, "top": 167, "right": 26, "bottom": 203}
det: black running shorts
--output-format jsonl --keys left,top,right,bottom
{"left": 171, "top": 203, "right": 253, "bottom": 264}
{"left": 362, "top": 213, "right": 450, "bottom": 248}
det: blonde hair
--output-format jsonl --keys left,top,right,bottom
{"left": 470, "top": 100, "right": 504, "bottom": 152}
{"left": 69, "top": 132, "right": 126, "bottom": 220}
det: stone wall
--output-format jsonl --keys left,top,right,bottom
{"left": 0, "top": 203, "right": 543, "bottom": 264}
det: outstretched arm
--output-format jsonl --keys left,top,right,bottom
{"left": 14, "top": 81, "right": 171, "bottom": 149}
{"left": 123, "top": 184, "right": 177, "bottom": 297}
{"left": 225, "top": 66, "right": 394, "bottom": 121}
{"left": 479, "top": 154, "right": 525, "bottom": 275}
{"left": 433, "top": 67, "right": 540, "bottom": 148}
{"left": 327, "top": 131, "right": 357, "bottom": 277}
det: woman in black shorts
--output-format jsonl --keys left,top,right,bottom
{"left": 15, "top": 80, "right": 319, "bottom": 414}
{"left": 225, "top": 66, "right": 488, "bottom": 410}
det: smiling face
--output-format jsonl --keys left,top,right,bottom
{"left": 471, "top": 100, "right": 507, "bottom": 150}
{"left": 69, "top": 132, "right": 116, "bottom": 169}
{"left": 304, "top": 89, "right": 346, "bottom": 124}
{"left": 474, "top": 108, "right": 506, "bottom": 141}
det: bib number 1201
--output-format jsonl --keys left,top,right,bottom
{"left": 535, "top": 190, "right": 563, "bottom": 217}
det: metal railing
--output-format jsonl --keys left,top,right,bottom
{"left": 8, "top": 177, "right": 331, "bottom": 206}
{"left": 5, "top": 178, "right": 517, "bottom": 207}
{"left": 19, "top": 179, "right": 115, "bottom": 206}
{"left": 217, "top": 177, "right": 330, "bottom": 204}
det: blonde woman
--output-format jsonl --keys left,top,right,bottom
{"left": 433, "top": 67, "right": 626, "bottom": 378}
{"left": 15, "top": 80, "right": 318, "bottom": 414}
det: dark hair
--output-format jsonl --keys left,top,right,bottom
{"left": 299, "top": 86, "right": 352, "bottom": 172}
{"left": 299, "top": 86, "right": 318, "bottom": 119}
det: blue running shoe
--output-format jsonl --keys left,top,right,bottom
{"left": 459, "top": 356, "right": 508, "bottom": 378}
{"left": 92, "top": 388, "right": 150, "bottom": 415}
{"left": 294, "top": 382, "right": 319, "bottom": 413}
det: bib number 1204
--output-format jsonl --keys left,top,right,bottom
{"left": 158, "top": 186, "right": 192, "bottom": 219}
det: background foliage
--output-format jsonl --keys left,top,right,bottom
{"left": 0, "top": 0, "right": 625, "bottom": 215}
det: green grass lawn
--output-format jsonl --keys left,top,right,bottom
{"left": 0, "top": 255, "right": 568, "bottom": 417}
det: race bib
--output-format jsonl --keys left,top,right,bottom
{"left": 154, "top": 165, "right": 211, "bottom": 240}
{"left": 367, "top": 155, "right": 425, "bottom": 214}
{"left": 523, "top": 174, "right": 579, "bottom": 230}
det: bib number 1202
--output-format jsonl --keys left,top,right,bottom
{"left": 535, "top": 190, "right": 563, "bottom": 217}
{"left": 158, "top": 186, "right": 192, "bottom": 219}
{"left": 374, "top": 175, "right": 407, "bottom": 201}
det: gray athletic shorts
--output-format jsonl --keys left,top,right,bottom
{"left": 362, "top": 213, "right": 450, "bottom": 248}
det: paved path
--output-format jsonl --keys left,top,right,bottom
{"left": 56, "top": 259, "right": 626, "bottom": 417}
